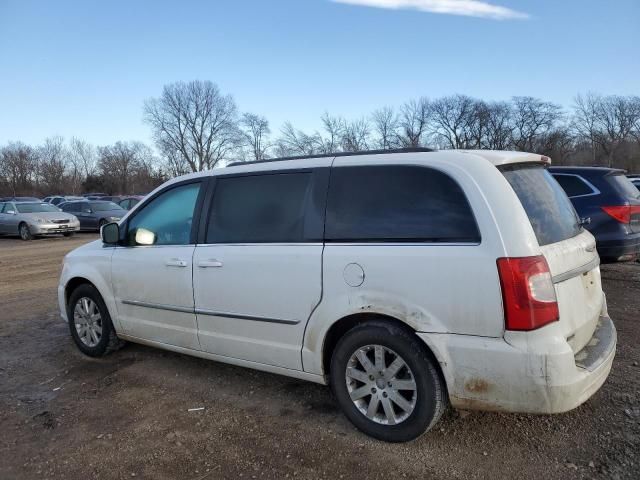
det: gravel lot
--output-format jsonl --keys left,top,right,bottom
{"left": 0, "top": 234, "right": 638, "bottom": 479}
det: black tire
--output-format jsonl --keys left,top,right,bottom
{"left": 19, "top": 222, "right": 33, "bottom": 241}
{"left": 98, "top": 219, "right": 107, "bottom": 231}
{"left": 63, "top": 232, "right": 75, "bottom": 237}
{"left": 330, "top": 320, "right": 447, "bottom": 442}
{"left": 67, "top": 284, "right": 124, "bottom": 357}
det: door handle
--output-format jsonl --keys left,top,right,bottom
{"left": 166, "top": 258, "right": 188, "bottom": 268}
{"left": 198, "top": 259, "right": 223, "bottom": 268}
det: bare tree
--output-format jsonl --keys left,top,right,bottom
{"left": 483, "top": 101, "right": 513, "bottom": 150}
{"left": 572, "top": 93, "right": 601, "bottom": 163}
{"left": 340, "top": 117, "right": 371, "bottom": 152}
{"left": 0, "top": 142, "right": 38, "bottom": 196}
{"left": 318, "top": 113, "right": 343, "bottom": 153}
{"left": 511, "top": 96, "right": 563, "bottom": 152}
{"left": 144, "top": 80, "right": 240, "bottom": 172}
{"left": 240, "top": 113, "right": 271, "bottom": 161}
{"left": 38, "top": 136, "right": 68, "bottom": 193}
{"left": 371, "top": 107, "right": 399, "bottom": 149}
{"left": 430, "top": 95, "right": 482, "bottom": 149}
{"left": 275, "top": 122, "right": 321, "bottom": 157}
{"left": 69, "top": 138, "right": 97, "bottom": 177}
{"left": 98, "top": 141, "right": 148, "bottom": 194}
{"left": 398, "top": 98, "right": 430, "bottom": 147}
{"left": 594, "top": 95, "right": 640, "bottom": 167}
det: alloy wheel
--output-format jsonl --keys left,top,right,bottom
{"left": 19, "top": 224, "right": 30, "bottom": 240}
{"left": 345, "top": 344, "right": 417, "bottom": 425}
{"left": 73, "top": 297, "right": 103, "bottom": 347}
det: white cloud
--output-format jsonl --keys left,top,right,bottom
{"left": 330, "top": 0, "right": 530, "bottom": 20}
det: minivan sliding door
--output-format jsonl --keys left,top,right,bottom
{"left": 193, "top": 168, "right": 329, "bottom": 370}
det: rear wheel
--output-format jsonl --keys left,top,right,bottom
{"left": 330, "top": 321, "right": 447, "bottom": 442}
{"left": 19, "top": 222, "right": 33, "bottom": 241}
{"left": 63, "top": 232, "right": 75, "bottom": 237}
{"left": 68, "top": 284, "right": 124, "bottom": 357}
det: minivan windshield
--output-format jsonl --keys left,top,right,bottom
{"left": 501, "top": 164, "right": 582, "bottom": 246}
{"left": 90, "top": 201, "right": 123, "bottom": 212}
{"left": 15, "top": 203, "right": 61, "bottom": 213}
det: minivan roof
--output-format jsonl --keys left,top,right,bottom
{"left": 226, "top": 148, "right": 550, "bottom": 169}
{"left": 159, "top": 149, "right": 553, "bottom": 191}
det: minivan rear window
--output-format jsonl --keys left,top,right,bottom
{"left": 502, "top": 164, "right": 581, "bottom": 246}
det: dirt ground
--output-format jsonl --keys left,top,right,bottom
{"left": 0, "top": 234, "right": 638, "bottom": 480}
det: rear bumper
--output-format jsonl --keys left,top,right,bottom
{"left": 597, "top": 235, "right": 640, "bottom": 261}
{"left": 417, "top": 313, "right": 616, "bottom": 414}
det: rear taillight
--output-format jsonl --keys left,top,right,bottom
{"left": 497, "top": 256, "right": 559, "bottom": 331}
{"left": 601, "top": 205, "right": 640, "bottom": 224}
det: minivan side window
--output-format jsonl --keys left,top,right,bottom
{"left": 206, "top": 173, "right": 312, "bottom": 243}
{"left": 325, "top": 165, "right": 480, "bottom": 243}
{"left": 552, "top": 174, "right": 595, "bottom": 197}
{"left": 127, "top": 182, "right": 202, "bottom": 246}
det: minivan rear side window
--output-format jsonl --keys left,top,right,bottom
{"left": 502, "top": 164, "right": 581, "bottom": 246}
{"left": 206, "top": 172, "right": 312, "bottom": 243}
{"left": 325, "top": 165, "right": 480, "bottom": 243}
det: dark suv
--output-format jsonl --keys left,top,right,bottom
{"left": 549, "top": 166, "right": 640, "bottom": 261}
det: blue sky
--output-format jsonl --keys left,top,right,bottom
{"left": 0, "top": 0, "right": 638, "bottom": 146}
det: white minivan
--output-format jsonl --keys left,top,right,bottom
{"left": 58, "top": 149, "right": 616, "bottom": 442}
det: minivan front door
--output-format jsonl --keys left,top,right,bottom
{"left": 111, "top": 181, "right": 204, "bottom": 350}
{"left": 193, "top": 170, "right": 328, "bottom": 370}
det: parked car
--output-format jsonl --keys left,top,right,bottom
{"left": 44, "top": 195, "right": 85, "bottom": 206}
{"left": 0, "top": 196, "right": 41, "bottom": 202}
{"left": 59, "top": 149, "right": 615, "bottom": 442}
{"left": 629, "top": 177, "right": 640, "bottom": 190}
{"left": 59, "top": 200, "right": 125, "bottom": 231}
{"left": 118, "top": 196, "right": 144, "bottom": 210}
{"left": 0, "top": 201, "right": 80, "bottom": 240}
{"left": 82, "top": 192, "right": 108, "bottom": 198}
{"left": 98, "top": 195, "right": 123, "bottom": 203}
{"left": 549, "top": 166, "right": 640, "bottom": 262}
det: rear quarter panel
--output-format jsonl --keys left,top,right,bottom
{"left": 302, "top": 152, "right": 541, "bottom": 375}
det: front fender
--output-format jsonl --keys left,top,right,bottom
{"left": 58, "top": 245, "right": 119, "bottom": 331}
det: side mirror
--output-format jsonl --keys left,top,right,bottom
{"left": 101, "top": 222, "right": 120, "bottom": 244}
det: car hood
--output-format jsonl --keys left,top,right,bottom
{"left": 22, "top": 212, "right": 78, "bottom": 222}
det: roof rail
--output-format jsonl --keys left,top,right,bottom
{"left": 226, "top": 147, "right": 435, "bottom": 167}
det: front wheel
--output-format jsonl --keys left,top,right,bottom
{"left": 330, "top": 321, "right": 447, "bottom": 442}
{"left": 19, "top": 222, "right": 33, "bottom": 241}
{"left": 63, "top": 232, "right": 75, "bottom": 237}
{"left": 67, "top": 284, "right": 124, "bottom": 357}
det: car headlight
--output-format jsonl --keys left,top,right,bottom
{"left": 34, "top": 217, "right": 45, "bottom": 223}
{"left": 108, "top": 217, "right": 121, "bottom": 222}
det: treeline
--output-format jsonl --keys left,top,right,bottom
{"left": 1, "top": 80, "right": 639, "bottom": 197}
{"left": 0, "top": 137, "right": 165, "bottom": 197}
